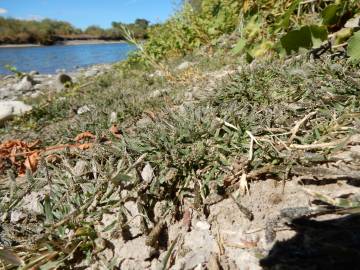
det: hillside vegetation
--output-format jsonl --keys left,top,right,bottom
{"left": 0, "top": 17, "right": 149, "bottom": 45}
{"left": 129, "top": 0, "right": 360, "bottom": 66}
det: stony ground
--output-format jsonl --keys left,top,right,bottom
{"left": 0, "top": 64, "right": 112, "bottom": 126}
{"left": 0, "top": 55, "right": 359, "bottom": 269}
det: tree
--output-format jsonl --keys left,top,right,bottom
{"left": 135, "top": 19, "right": 150, "bottom": 29}
{"left": 84, "top": 25, "right": 106, "bottom": 37}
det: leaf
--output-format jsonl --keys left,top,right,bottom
{"left": 281, "top": 26, "right": 312, "bottom": 54}
{"left": 347, "top": 30, "right": 360, "bottom": 63}
{"left": 110, "top": 124, "right": 122, "bottom": 139}
{"left": 304, "top": 189, "right": 360, "bottom": 208}
{"left": 77, "top": 143, "right": 93, "bottom": 150}
{"left": 231, "top": 38, "right": 246, "bottom": 55}
{"left": 43, "top": 194, "right": 54, "bottom": 224}
{"left": 309, "top": 25, "right": 328, "bottom": 48}
{"left": 101, "top": 220, "right": 117, "bottom": 232}
{"left": 75, "top": 131, "right": 96, "bottom": 142}
{"left": 280, "top": 25, "right": 328, "bottom": 54}
{"left": 321, "top": 4, "right": 340, "bottom": 26}
{"left": 334, "top": 28, "right": 353, "bottom": 44}
{"left": 161, "top": 235, "right": 179, "bottom": 270}
{"left": 24, "top": 152, "right": 40, "bottom": 173}
{"left": 111, "top": 173, "right": 132, "bottom": 186}
{"left": 279, "top": 0, "right": 301, "bottom": 29}
{"left": 74, "top": 226, "right": 96, "bottom": 238}
{"left": 250, "top": 41, "right": 274, "bottom": 58}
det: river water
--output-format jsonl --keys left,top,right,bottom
{"left": 0, "top": 43, "right": 135, "bottom": 75}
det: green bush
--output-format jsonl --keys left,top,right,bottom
{"left": 135, "top": 0, "right": 241, "bottom": 61}
{"left": 131, "top": 0, "right": 360, "bottom": 66}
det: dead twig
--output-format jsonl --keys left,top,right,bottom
{"left": 288, "top": 111, "right": 317, "bottom": 144}
{"left": 230, "top": 194, "right": 254, "bottom": 221}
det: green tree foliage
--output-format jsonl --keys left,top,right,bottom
{"left": 84, "top": 25, "right": 107, "bottom": 37}
{"left": 0, "top": 17, "right": 150, "bottom": 45}
{"left": 0, "top": 18, "right": 80, "bottom": 45}
{"left": 111, "top": 19, "right": 150, "bottom": 39}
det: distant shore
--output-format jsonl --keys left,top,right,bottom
{"left": 0, "top": 40, "right": 127, "bottom": 48}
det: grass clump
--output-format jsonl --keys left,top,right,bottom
{"left": 0, "top": 56, "right": 359, "bottom": 267}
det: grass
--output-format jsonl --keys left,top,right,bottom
{"left": 0, "top": 54, "right": 359, "bottom": 268}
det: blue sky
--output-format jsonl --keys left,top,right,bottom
{"left": 0, "top": 0, "right": 182, "bottom": 29}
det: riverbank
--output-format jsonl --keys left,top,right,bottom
{"left": 0, "top": 51, "right": 360, "bottom": 269}
{"left": 0, "top": 63, "right": 112, "bottom": 102}
{"left": 0, "top": 39, "right": 127, "bottom": 48}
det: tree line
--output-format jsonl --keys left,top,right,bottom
{"left": 0, "top": 17, "right": 150, "bottom": 45}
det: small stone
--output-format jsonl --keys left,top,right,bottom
{"left": 10, "top": 210, "right": 26, "bottom": 223}
{"left": 29, "top": 71, "right": 39, "bottom": 76}
{"left": 141, "top": 163, "right": 154, "bottom": 183}
{"left": 22, "top": 191, "right": 46, "bottom": 214}
{"left": 30, "top": 91, "right": 42, "bottom": 98}
{"left": 153, "top": 70, "right": 165, "bottom": 77}
{"left": 0, "top": 104, "right": 13, "bottom": 124}
{"left": 196, "top": 221, "right": 211, "bottom": 231}
{"left": 124, "top": 201, "right": 143, "bottom": 237}
{"left": 0, "top": 101, "right": 32, "bottom": 124}
{"left": 109, "top": 111, "right": 117, "bottom": 124}
{"left": 150, "top": 89, "right": 162, "bottom": 98}
{"left": 177, "top": 61, "right": 193, "bottom": 70}
{"left": 345, "top": 16, "right": 360, "bottom": 28}
{"left": 14, "top": 76, "right": 34, "bottom": 92}
{"left": 73, "top": 160, "right": 88, "bottom": 176}
{"left": 77, "top": 105, "right": 92, "bottom": 115}
{"left": 150, "top": 88, "right": 168, "bottom": 98}
{"left": 84, "top": 69, "right": 99, "bottom": 78}
{"left": 117, "top": 236, "right": 154, "bottom": 261}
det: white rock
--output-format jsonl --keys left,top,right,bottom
{"left": 84, "top": 69, "right": 99, "bottom": 78}
{"left": 14, "top": 76, "right": 33, "bottom": 92}
{"left": 177, "top": 61, "right": 193, "bottom": 70}
{"left": 116, "top": 236, "right": 154, "bottom": 261}
{"left": 141, "top": 163, "right": 154, "bottom": 183}
{"left": 0, "top": 104, "right": 12, "bottom": 123}
{"left": 77, "top": 105, "right": 92, "bottom": 115}
{"left": 30, "top": 91, "right": 42, "bottom": 98}
{"left": 10, "top": 210, "right": 26, "bottom": 223}
{"left": 345, "top": 15, "right": 360, "bottom": 28}
{"left": 29, "top": 70, "right": 39, "bottom": 76}
{"left": 124, "top": 201, "right": 143, "bottom": 237}
{"left": 109, "top": 111, "right": 117, "bottom": 124}
{"left": 0, "top": 101, "right": 32, "bottom": 123}
{"left": 172, "top": 229, "right": 216, "bottom": 270}
{"left": 21, "top": 191, "right": 46, "bottom": 214}
{"left": 149, "top": 70, "right": 165, "bottom": 78}
{"left": 33, "top": 84, "right": 45, "bottom": 91}
{"left": 195, "top": 221, "right": 211, "bottom": 231}
{"left": 0, "top": 87, "right": 11, "bottom": 99}
{"left": 150, "top": 89, "right": 168, "bottom": 98}
{"left": 73, "top": 160, "right": 88, "bottom": 176}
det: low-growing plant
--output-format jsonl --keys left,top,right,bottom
{"left": 128, "top": 0, "right": 360, "bottom": 66}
